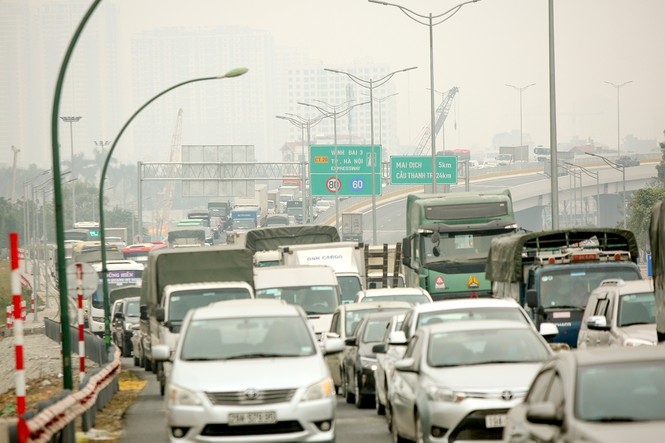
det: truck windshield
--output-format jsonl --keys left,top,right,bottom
{"left": 538, "top": 266, "right": 642, "bottom": 309}
{"left": 420, "top": 231, "right": 498, "bottom": 264}
{"left": 337, "top": 276, "right": 362, "bottom": 304}
{"left": 232, "top": 219, "right": 256, "bottom": 230}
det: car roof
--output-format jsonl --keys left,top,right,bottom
{"left": 410, "top": 297, "right": 520, "bottom": 314}
{"left": 336, "top": 301, "right": 413, "bottom": 312}
{"left": 358, "top": 287, "right": 429, "bottom": 297}
{"left": 190, "top": 298, "right": 301, "bottom": 320}
{"left": 421, "top": 319, "right": 533, "bottom": 335}
{"left": 593, "top": 279, "right": 654, "bottom": 294}
{"left": 560, "top": 344, "right": 665, "bottom": 367}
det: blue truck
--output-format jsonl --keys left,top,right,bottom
{"left": 486, "top": 228, "right": 643, "bottom": 348}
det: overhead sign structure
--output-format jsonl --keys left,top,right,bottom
{"left": 390, "top": 155, "right": 458, "bottom": 185}
{"left": 310, "top": 145, "right": 382, "bottom": 197}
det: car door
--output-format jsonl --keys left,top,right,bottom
{"left": 582, "top": 291, "right": 613, "bottom": 347}
{"left": 390, "top": 332, "right": 424, "bottom": 441}
{"left": 325, "top": 309, "right": 343, "bottom": 387}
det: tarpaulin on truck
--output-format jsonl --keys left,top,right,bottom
{"left": 244, "top": 225, "right": 340, "bottom": 254}
{"left": 649, "top": 200, "right": 665, "bottom": 341}
{"left": 486, "top": 228, "right": 640, "bottom": 283}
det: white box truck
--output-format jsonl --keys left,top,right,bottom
{"left": 279, "top": 241, "right": 365, "bottom": 305}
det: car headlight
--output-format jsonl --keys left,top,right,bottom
{"left": 302, "top": 378, "right": 336, "bottom": 402}
{"left": 426, "top": 386, "right": 466, "bottom": 403}
{"left": 167, "top": 383, "right": 202, "bottom": 407}
{"left": 624, "top": 338, "right": 656, "bottom": 347}
{"left": 360, "top": 356, "right": 377, "bottom": 371}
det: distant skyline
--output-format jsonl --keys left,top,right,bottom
{"left": 2, "top": 0, "right": 664, "bottom": 170}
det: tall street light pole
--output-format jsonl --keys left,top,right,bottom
{"left": 505, "top": 83, "right": 536, "bottom": 147}
{"left": 298, "top": 99, "right": 371, "bottom": 233}
{"left": 60, "top": 116, "right": 82, "bottom": 225}
{"left": 548, "top": 0, "right": 560, "bottom": 229}
{"left": 10, "top": 145, "right": 20, "bottom": 203}
{"left": 278, "top": 113, "right": 327, "bottom": 223}
{"left": 98, "top": 67, "right": 248, "bottom": 349}
{"left": 370, "top": 0, "right": 480, "bottom": 192}
{"left": 586, "top": 152, "right": 626, "bottom": 229}
{"left": 604, "top": 80, "right": 632, "bottom": 156}
{"left": 325, "top": 66, "right": 416, "bottom": 245}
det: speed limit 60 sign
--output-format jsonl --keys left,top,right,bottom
{"left": 310, "top": 145, "right": 382, "bottom": 197}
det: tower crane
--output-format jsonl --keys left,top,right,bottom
{"left": 154, "top": 108, "right": 183, "bottom": 239}
{"left": 412, "top": 86, "right": 459, "bottom": 156}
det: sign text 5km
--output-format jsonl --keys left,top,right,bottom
{"left": 390, "top": 155, "right": 458, "bottom": 185}
{"left": 310, "top": 145, "right": 382, "bottom": 197}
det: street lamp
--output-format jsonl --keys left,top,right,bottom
{"left": 370, "top": 0, "right": 480, "bottom": 192}
{"left": 586, "top": 152, "right": 626, "bottom": 228}
{"left": 60, "top": 116, "right": 82, "bottom": 225}
{"left": 277, "top": 113, "right": 327, "bottom": 223}
{"left": 604, "top": 80, "right": 632, "bottom": 156}
{"left": 11, "top": 145, "right": 20, "bottom": 203}
{"left": 563, "top": 161, "right": 600, "bottom": 226}
{"left": 505, "top": 83, "right": 536, "bottom": 148}
{"left": 298, "top": 99, "right": 371, "bottom": 232}
{"left": 98, "top": 67, "right": 248, "bottom": 348}
{"left": 324, "top": 66, "right": 416, "bottom": 245}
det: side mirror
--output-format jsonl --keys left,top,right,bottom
{"left": 155, "top": 306, "right": 165, "bottom": 323}
{"left": 394, "top": 357, "right": 416, "bottom": 373}
{"left": 526, "top": 289, "right": 538, "bottom": 308}
{"left": 372, "top": 343, "right": 387, "bottom": 354}
{"left": 526, "top": 402, "right": 563, "bottom": 426}
{"left": 322, "top": 337, "right": 345, "bottom": 355}
{"left": 401, "top": 237, "right": 411, "bottom": 268}
{"left": 388, "top": 330, "right": 407, "bottom": 345}
{"left": 539, "top": 322, "right": 559, "bottom": 339}
{"left": 139, "top": 304, "right": 148, "bottom": 321}
{"left": 586, "top": 315, "right": 610, "bottom": 331}
{"left": 345, "top": 336, "right": 358, "bottom": 347}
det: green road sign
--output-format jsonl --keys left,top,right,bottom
{"left": 390, "top": 155, "right": 458, "bottom": 184}
{"left": 310, "top": 145, "right": 382, "bottom": 197}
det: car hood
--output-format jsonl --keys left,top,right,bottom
{"left": 620, "top": 324, "right": 657, "bottom": 343}
{"left": 426, "top": 363, "right": 542, "bottom": 392}
{"left": 171, "top": 354, "right": 330, "bottom": 392}
{"left": 574, "top": 419, "right": 665, "bottom": 442}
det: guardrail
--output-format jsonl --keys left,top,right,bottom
{"left": 5, "top": 320, "right": 120, "bottom": 443}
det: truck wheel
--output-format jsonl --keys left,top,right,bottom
{"left": 122, "top": 338, "right": 132, "bottom": 358}
{"left": 143, "top": 355, "right": 153, "bottom": 372}
{"left": 133, "top": 353, "right": 140, "bottom": 367}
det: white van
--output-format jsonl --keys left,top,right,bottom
{"left": 254, "top": 264, "right": 342, "bottom": 340}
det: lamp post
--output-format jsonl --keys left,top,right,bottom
{"left": 11, "top": 145, "right": 20, "bottom": 203}
{"left": 586, "top": 152, "right": 626, "bottom": 229}
{"left": 324, "top": 66, "right": 416, "bottom": 245}
{"left": 277, "top": 113, "right": 326, "bottom": 224}
{"left": 298, "top": 99, "right": 371, "bottom": 232}
{"left": 563, "top": 161, "right": 600, "bottom": 226}
{"left": 98, "top": 67, "right": 248, "bottom": 349}
{"left": 60, "top": 116, "right": 82, "bottom": 225}
{"left": 505, "top": 83, "right": 536, "bottom": 147}
{"left": 370, "top": 0, "right": 480, "bottom": 192}
{"left": 604, "top": 80, "right": 632, "bottom": 156}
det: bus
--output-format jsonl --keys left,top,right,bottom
{"left": 401, "top": 189, "right": 518, "bottom": 300}
{"left": 122, "top": 241, "right": 167, "bottom": 263}
{"left": 88, "top": 259, "right": 144, "bottom": 336}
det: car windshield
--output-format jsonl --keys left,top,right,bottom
{"left": 427, "top": 328, "right": 550, "bottom": 367}
{"left": 256, "top": 285, "right": 339, "bottom": 315}
{"left": 576, "top": 362, "right": 665, "bottom": 421}
{"left": 618, "top": 292, "right": 656, "bottom": 327}
{"left": 126, "top": 299, "right": 140, "bottom": 317}
{"left": 180, "top": 316, "right": 316, "bottom": 361}
{"left": 417, "top": 307, "right": 528, "bottom": 327}
{"left": 168, "top": 288, "right": 253, "bottom": 323}
{"left": 539, "top": 267, "right": 642, "bottom": 309}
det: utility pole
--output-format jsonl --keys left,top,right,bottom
{"left": 10, "top": 145, "right": 20, "bottom": 203}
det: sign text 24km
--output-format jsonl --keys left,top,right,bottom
{"left": 310, "top": 145, "right": 382, "bottom": 197}
{"left": 390, "top": 155, "right": 458, "bottom": 185}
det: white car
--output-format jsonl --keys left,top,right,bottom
{"left": 354, "top": 287, "right": 433, "bottom": 305}
{"left": 390, "top": 320, "right": 553, "bottom": 442}
{"left": 315, "top": 200, "right": 333, "bottom": 213}
{"left": 152, "top": 298, "right": 345, "bottom": 443}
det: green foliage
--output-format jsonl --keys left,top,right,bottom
{"left": 656, "top": 130, "right": 665, "bottom": 187}
{"left": 0, "top": 198, "right": 25, "bottom": 249}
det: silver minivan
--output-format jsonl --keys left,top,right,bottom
{"left": 152, "top": 298, "right": 344, "bottom": 442}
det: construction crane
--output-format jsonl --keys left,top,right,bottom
{"left": 154, "top": 108, "right": 183, "bottom": 239}
{"left": 412, "top": 86, "right": 459, "bottom": 156}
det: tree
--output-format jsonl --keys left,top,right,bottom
{"left": 627, "top": 130, "right": 665, "bottom": 250}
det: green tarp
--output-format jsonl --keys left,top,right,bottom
{"left": 244, "top": 225, "right": 340, "bottom": 254}
{"left": 486, "top": 228, "right": 640, "bottom": 283}
{"left": 649, "top": 200, "right": 665, "bottom": 338}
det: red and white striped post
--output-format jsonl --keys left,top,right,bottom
{"left": 77, "top": 263, "right": 86, "bottom": 383}
{"left": 11, "top": 233, "right": 29, "bottom": 442}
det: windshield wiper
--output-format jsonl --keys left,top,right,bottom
{"left": 224, "top": 353, "right": 284, "bottom": 360}
{"left": 589, "top": 417, "right": 637, "bottom": 423}
{"left": 546, "top": 305, "right": 582, "bottom": 310}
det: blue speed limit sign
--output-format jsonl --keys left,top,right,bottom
{"left": 350, "top": 177, "right": 365, "bottom": 193}
{"left": 326, "top": 177, "right": 341, "bottom": 193}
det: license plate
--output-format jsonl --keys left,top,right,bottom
{"left": 485, "top": 414, "right": 506, "bottom": 428}
{"left": 228, "top": 411, "right": 277, "bottom": 426}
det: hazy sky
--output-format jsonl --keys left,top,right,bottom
{"left": 4, "top": 0, "right": 665, "bottom": 170}
{"left": 116, "top": 0, "right": 665, "bottom": 151}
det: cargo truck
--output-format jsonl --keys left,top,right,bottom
{"left": 341, "top": 212, "right": 363, "bottom": 242}
{"left": 486, "top": 228, "right": 643, "bottom": 348}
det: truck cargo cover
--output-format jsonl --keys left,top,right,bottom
{"left": 244, "top": 225, "right": 340, "bottom": 253}
{"left": 649, "top": 201, "right": 665, "bottom": 335}
{"left": 486, "top": 228, "right": 639, "bottom": 283}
